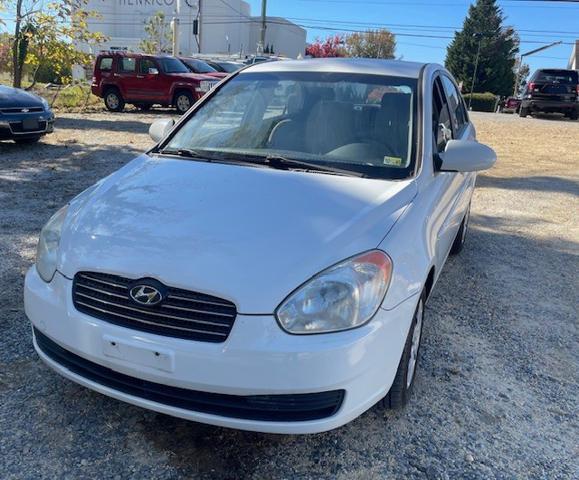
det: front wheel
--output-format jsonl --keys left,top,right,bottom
{"left": 380, "top": 291, "right": 426, "bottom": 409}
{"left": 174, "top": 91, "right": 194, "bottom": 114}
{"left": 378, "top": 292, "right": 425, "bottom": 409}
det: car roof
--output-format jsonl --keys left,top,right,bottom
{"left": 243, "top": 58, "right": 429, "bottom": 79}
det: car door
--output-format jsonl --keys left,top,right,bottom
{"left": 115, "top": 56, "right": 139, "bottom": 100}
{"left": 429, "top": 75, "right": 473, "bottom": 268}
{"left": 135, "top": 58, "right": 165, "bottom": 102}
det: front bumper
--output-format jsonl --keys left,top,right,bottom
{"left": 0, "top": 112, "right": 54, "bottom": 140}
{"left": 25, "top": 268, "right": 418, "bottom": 434}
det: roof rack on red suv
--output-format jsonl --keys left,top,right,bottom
{"left": 91, "top": 52, "right": 220, "bottom": 114}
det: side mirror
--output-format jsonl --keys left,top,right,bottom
{"left": 438, "top": 139, "right": 496, "bottom": 172}
{"left": 149, "top": 118, "right": 175, "bottom": 143}
{"left": 148, "top": 68, "right": 159, "bottom": 75}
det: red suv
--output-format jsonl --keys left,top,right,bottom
{"left": 91, "top": 52, "right": 220, "bottom": 114}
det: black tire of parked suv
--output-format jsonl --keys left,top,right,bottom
{"left": 174, "top": 91, "right": 194, "bottom": 114}
{"left": 104, "top": 88, "right": 125, "bottom": 112}
{"left": 519, "top": 107, "right": 529, "bottom": 118}
{"left": 14, "top": 136, "right": 40, "bottom": 144}
{"left": 450, "top": 204, "right": 470, "bottom": 255}
{"left": 567, "top": 111, "right": 578, "bottom": 121}
{"left": 377, "top": 291, "right": 426, "bottom": 409}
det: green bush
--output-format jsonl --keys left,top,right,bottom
{"left": 462, "top": 92, "right": 498, "bottom": 112}
{"left": 35, "top": 84, "right": 100, "bottom": 111}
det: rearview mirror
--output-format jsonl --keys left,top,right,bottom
{"left": 438, "top": 139, "right": 496, "bottom": 172}
{"left": 149, "top": 118, "right": 175, "bottom": 143}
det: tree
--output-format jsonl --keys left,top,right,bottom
{"left": 345, "top": 29, "right": 396, "bottom": 59}
{"left": 139, "top": 11, "right": 171, "bottom": 55}
{"left": 3, "top": 0, "right": 105, "bottom": 87}
{"left": 306, "top": 35, "right": 346, "bottom": 58}
{"left": 445, "top": 0, "right": 519, "bottom": 96}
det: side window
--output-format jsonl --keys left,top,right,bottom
{"left": 433, "top": 78, "right": 453, "bottom": 153}
{"left": 120, "top": 57, "right": 137, "bottom": 73}
{"left": 99, "top": 57, "right": 113, "bottom": 72}
{"left": 441, "top": 75, "right": 468, "bottom": 134}
{"left": 139, "top": 58, "right": 157, "bottom": 75}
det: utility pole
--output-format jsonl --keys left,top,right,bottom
{"left": 468, "top": 33, "right": 482, "bottom": 110}
{"left": 198, "top": 0, "right": 203, "bottom": 53}
{"left": 171, "top": 0, "right": 181, "bottom": 56}
{"left": 259, "top": 0, "right": 267, "bottom": 55}
{"left": 513, "top": 41, "right": 562, "bottom": 96}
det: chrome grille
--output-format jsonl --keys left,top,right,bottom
{"left": 0, "top": 106, "right": 43, "bottom": 113}
{"left": 73, "top": 272, "right": 237, "bottom": 342}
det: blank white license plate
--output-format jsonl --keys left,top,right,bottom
{"left": 102, "top": 335, "right": 175, "bottom": 373}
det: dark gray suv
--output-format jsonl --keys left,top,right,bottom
{"left": 519, "top": 69, "right": 579, "bottom": 120}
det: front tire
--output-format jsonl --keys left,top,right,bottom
{"left": 378, "top": 292, "right": 425, "bottom": 409}
{"left": 104, "top": 89, "right": 125, "bottom": 112}
{"left": 174, "top": 91, "right": 194, "bottom": 114}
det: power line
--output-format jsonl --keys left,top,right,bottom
{"left": 297, "top": 0, "right": 579, "bottom": 8}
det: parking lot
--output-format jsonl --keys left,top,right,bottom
{"left": 1, "top": 111, "right": 577, "bottom": 479}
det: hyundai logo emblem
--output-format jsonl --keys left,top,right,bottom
{"left": 129, "top": 284, "right": 163, "bottom": 306}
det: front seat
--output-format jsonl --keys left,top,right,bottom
{"left": 374, "top": 93, "right": 412, "bottom": 160}
{"left": 304, "top": 101, "right": 354, "bottom": 155}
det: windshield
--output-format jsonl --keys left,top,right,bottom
{"left": 163, "top": 71, "right": 417, "bottom": 179}
{"left": 159, "top": 57, "right": 190, "bottom": 74}
{"left": 184, "top": 59, "right": 217, "bottom": 73}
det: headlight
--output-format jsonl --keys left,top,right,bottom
{"left": 276, "top": 250, "right": 393, "bottom": 334}
{"left": 40, "top": 97, "right": 51, "bottom": 111}
{"left": 36, "top": 205, "right": 68, "bottom": 282}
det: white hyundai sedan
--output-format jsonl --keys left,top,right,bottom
{"left": 25, "top": 59, "right": 495, "bottom": 434}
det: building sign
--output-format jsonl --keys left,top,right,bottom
{"left": 116, "top": 0, "right": 197, "bottom": 8}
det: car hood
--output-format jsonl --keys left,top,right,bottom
{"left": 0, "top": 85, "right": 44, "bottom": 109}
{"left": 205, "top": 72, "right": 228, "bottom": 79}
{"left": 168, "top": 73, "right": 217, "bottom": 82}
{"left": 59, "top": 155, "right": 417, "bottom": 313}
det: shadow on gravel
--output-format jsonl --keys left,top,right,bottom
{"left": 476, "top": 174, "right": 579, "bottom": 196}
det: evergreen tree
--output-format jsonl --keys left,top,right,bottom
{"left": 445, "top": 0, "right": 519, "bottom": 96}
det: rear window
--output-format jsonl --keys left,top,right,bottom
{"left": 99, "top": 57, "right": 113, "bottom": 71}
{"left": 535, "top": 70, "right": 578, "bottom": 84}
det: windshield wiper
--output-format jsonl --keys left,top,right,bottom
{"left": 157, "top": 148, "right": 262, "bottom": 167}
{"left": 156, "top": 149, "right": 364, "bottom": 177}
{"left": 262, "top": 155, "right": 365, "bottom": 177}
{"left": 157, "top": 148, "right": 213, "bottom": 160}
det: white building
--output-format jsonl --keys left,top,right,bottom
{"left": 79, "top": 0, "right": 306, "bottom": 59}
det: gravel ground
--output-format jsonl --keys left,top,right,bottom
{"left": 1, "top": 111, "right": 578, "bottom": 479}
